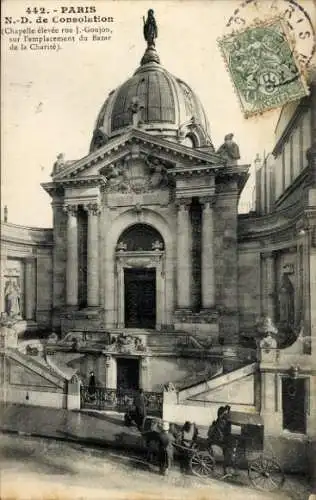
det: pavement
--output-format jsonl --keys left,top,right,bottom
{"left": 0, "top": 433, "right": 297, "bottom": 500}
{"left": 0, "top": 403, "right": 144, "bottom": 452}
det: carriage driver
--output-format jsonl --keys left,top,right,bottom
{"left": 158, "top": 421, "right": 175, "bottom": 475}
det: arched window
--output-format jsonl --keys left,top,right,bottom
{"left": 117, "top": 224, "right": 164, "bottom": 251}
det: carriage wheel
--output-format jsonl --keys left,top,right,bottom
{"left": 248, "top": 457, "right": 285, "bottom": 491}
{"left": 190, "top": 450, "right": 216, "bottom": 478}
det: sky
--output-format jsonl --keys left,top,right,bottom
{"left": 1, "top": 0, "right": 315, "bottom": 227}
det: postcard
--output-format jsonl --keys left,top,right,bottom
{"left": 1, "top": 1, "right": 315, "bottom": 499}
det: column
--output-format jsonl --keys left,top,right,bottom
{"left": 25, "top": 258, "right": 35, "bottom": 320}
{"left": 85, "top": 203, "right": 100, "bottom": 307}
{"left": 176, "top": 198, "right": 191, "bottom": 308}
{"left": 262, "top": 251, "right": 275, "bottom": 320}
{"left": 200, "top": 197, "right": 215, "bottom": 308}
{"left": 64, "top": 204, "right": 78, "bottom": 307}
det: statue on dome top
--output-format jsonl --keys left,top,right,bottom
{"left": 143, "top": 9, "right": 158, "bottom": 47}
{"left": 217, "top": 133, "right": 240, "bottom": 165}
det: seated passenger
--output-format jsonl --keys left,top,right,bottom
{"left": 181, "top": 421, "right": 198, "bottom": 449}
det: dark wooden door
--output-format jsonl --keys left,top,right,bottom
{"left": 282, "top": 377, "right": 307, "bottom": 434}
{"left": 124, "top": 269, "right": 156, "bottom": 328}
{"left": 116, "top": 357, "right": 139, "bottom": 390}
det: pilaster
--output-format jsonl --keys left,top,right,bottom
{"left": 176, "top": 198, "right": 192, "bottom": 309}
{"left": 261, "top": 251, "right": 276, "bottom": 320}
{"left": 199, "top": 196, "right": 216, "bottom": 309}
{"left": 24, "top": 257, "right": 36, "bottom": 320}
{"left": 84, "top": 202, "right": 101, "bottom": 308}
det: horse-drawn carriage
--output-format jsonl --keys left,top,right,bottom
{"left": 140, "top": 412, "right": 285, "bottom": 492}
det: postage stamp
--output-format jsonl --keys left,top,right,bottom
{"left": 218, "top": 17, "right": 310, "bottom": 117}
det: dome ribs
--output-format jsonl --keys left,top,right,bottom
{"left": 92, "top": 60, "right": 211, "bottom": 148}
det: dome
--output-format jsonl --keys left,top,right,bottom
{"left": 90, "top": 45, "right": 213, "bottom": 153}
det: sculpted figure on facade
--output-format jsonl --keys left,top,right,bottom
{"left": 143, "top": 9, "right": 158, "bottom": 47}
{"left": 4, "top": 280, "right": 21, "bottom": 317}
{"left": 52, "top": 153, "right": 65, "bottom": 176}
{"left": 128, "top": 97, "right": 144, "bottom": 127}
{"left": 108, "top": 333, "right": 147, "bottom": 353}
{"left": 145, "top": 156, "right": 169, "bottom": 189}
{"left": 105, "top": 163, "right": 130, "bottom": 192}
{"left": 278, "top": 273, "right": 295, "bottom": 330}
{"left": 217, "top": 133, "right": 240, "bottom": 165}
{"left": 91, "top": 127, "right": 109, "bottom": 150}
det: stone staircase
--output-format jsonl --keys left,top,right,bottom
{"left": 178, "top": 362, "right": 257, "bottom": 401}
{"left": 5, "top": 348, "right": 67, "bottom": 388}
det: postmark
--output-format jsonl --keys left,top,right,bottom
{"left": 224, "top": 0, "right": 316, "bottom": 69}
{"left": 218, "top": 17, "right": 310, "bottom": 117}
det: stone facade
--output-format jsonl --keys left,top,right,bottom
{"left": 36, "top": 129, "right": 249, "bottom": 344}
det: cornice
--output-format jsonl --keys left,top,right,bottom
{"left": 42, "top": 175, "right": 106, "bottom": 197}
{"left": 1, "top": 223, "right": 53, "bottom": 247}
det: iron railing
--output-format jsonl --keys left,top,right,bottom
{"left": 80, "top": 386, "right": 163, "bottom": 416}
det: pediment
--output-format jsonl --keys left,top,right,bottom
{"left": 51, "top": 129, "right": 223, "bottom": 183}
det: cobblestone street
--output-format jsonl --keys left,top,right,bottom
{"left": 0, "top": 435, "right": 311, "bottom": 500}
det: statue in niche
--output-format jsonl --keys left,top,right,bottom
{"left": 143, "top": 9, "right": 158, "bottom": 47}
{"left": 278, "top": 273, "right": 295, "bottom": 329}
{"left": 216, "top": 133, "right": 240, "bottom": 165}
{"left": 4, "top": 280, "right": 21, "bottom": 317}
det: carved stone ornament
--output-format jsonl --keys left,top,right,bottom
{"left": 84, "top": 203, "right": 101, "bottom": 216}
{"left": 165, "top": 382, "right": 176, "bottom": 392}
{"left": 152, "top": 240, "right": 164, "bottom": 251}
{"left": 199, "top": 196, "right": 216, "bottom": 209}
{"left": 175, "top": 198, "right": 191, "bottom": 211}
{"left": 116, "top": 241, "right": 127, "bottom": 252}
{"left": 63, "top": 204, "right": 78, "bottom": 217}
{"left": 125, "top": 258, "right": 154, "bottom": 268}
{"left": 103, "top": 155, "right": 169, "bottom": 194}
{"left": 259, "top": 332, "right": 277, "bottom": 354}
{"left": 108, "top": 333, "right": 147, "bottom": 354}
{"left": 105, "top": 355, "right": 112, "bottom": 367}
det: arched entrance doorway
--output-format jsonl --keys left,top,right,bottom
{"left": 116, "top": 224, "right": 165, "bottom": 330}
